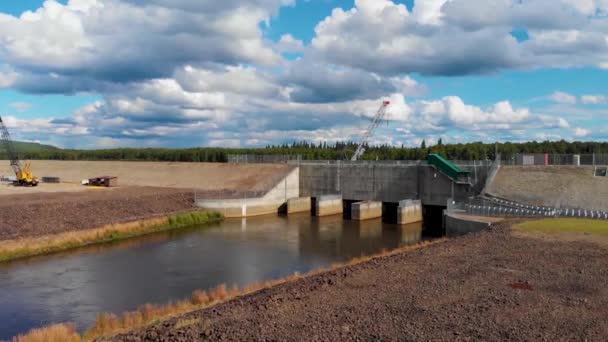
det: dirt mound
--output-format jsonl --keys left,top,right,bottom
{"left": 104, "top": 224, "right": 608, "bottom": 341}
{"left": 484, "top": 166, "right": 608, "bottom": 210}
{"left": 0, "top": 187, "right": 195, "bottom": 241}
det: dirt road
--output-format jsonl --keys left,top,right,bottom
{"left": 0, "top": 187, "right": 195, "bottom": 241}
{"left": 106, "top": 223, "right": 608, "bottom": 341}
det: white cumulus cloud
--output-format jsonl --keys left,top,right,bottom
{"left": 550, "top": 91, "right": 577, "bottom": 104}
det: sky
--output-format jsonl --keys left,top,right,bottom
{"left": 0, "top": 0, "right": 607, "bottom": 149}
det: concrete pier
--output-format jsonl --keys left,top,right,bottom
{"left": 351, "top": 201, "right": 382, "bottom": 221}
{"left": 287, "top": 197, "right": 312, "bottom": 214}
{"left": 315, "top": 194, "right": 343, "bottom": 217}
{"left": 397, "top": 199, "right": 423, "bottom": 225}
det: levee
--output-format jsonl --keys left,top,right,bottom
{"left": 0, "top": 160, "right": 294, "bottom": 192}
{"left": 483, "top": 166, "right": 608, "bottom": 211}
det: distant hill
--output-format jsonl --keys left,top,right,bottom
{"left": 0, "top": 141, "right": 59, "bottom": 153}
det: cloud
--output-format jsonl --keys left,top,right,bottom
{"left": 9, "top": 102, "right": 32, "bottom": 112}
{"left": 581, "top": 94, "right": 608, "bottom": 104}
{"left": 277, "top": 34, "right": 305, "bottom": 53}
{"left": 0, "top": 0, "right": 603, "bottom": 148}
{"left": 550, "top": 91, "right": 577, "bottom": 104}
{"left": 4, "top": 76, "right": 573, "bottom": 148}
{"left": 0, "top": 0, "right": 287, "bottom": 93}
{"left": 282, "top": 60, "right": 426, "bottom": 103}
{"left": 574, "top": 127, "right": 592, "bottom": 137}
{"left": 308, "top": 0, "right": 608, "bottom": 76}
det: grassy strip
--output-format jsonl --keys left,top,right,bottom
{"left": 0, "top": 211, "right": 223, "bottom": 263}
{"left": 12, "top": 239, "right": 446, "bottom": 342}
{"left": 515, "top": 218, "right": 608, "bottom": 236}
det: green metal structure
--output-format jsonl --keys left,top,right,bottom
{"left": 427, "top": 154, "right": 470, "bottom": 181}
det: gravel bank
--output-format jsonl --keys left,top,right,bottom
{"left": 0, "top": 187, "right": 195, "bottom": 241}
{"left": 485, "top": 166, "right": 608, "bottom": 210}
{"left": 105, "top": 223, "right": 608, "bottom": 341}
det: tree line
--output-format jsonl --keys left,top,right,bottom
{"left": 1, "top": 140, "right": 607, "bottom": 162}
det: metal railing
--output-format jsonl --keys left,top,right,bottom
{"left": 449, "top": 197, "right": 608, "bottom": 220}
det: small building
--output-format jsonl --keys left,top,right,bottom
{"left": 88, "top": 176, "right": 118, "bottom": 187}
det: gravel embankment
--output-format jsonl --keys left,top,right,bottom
{"left": 105, "top": 223, "right": 608, "bottom": 341}
{"left": 485, "top": 166, "right": 608, "bottom": 210}
{"left": 0, "top": 187, "right": 195, "bottom": 241}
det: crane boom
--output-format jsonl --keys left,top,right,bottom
{"left": 0, "top": 116, "right": 38, "bottom": 186}
{"left": 351, "top": 101, "right": 390, "bottom": 161}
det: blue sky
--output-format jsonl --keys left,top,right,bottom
{"left": 0, "top": 0, "right": 607, "bottom": 148}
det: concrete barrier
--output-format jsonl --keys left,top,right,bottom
{"left": 316, "top": 194, "right": 343, "bottom": 217}
{"left": 397, "top": 199, "right": 423, "bottom": 225}
{"left": 287, "top": 197, "right": 312, "bottom": 214}
{"left": 445, "top": 213, "right": 504, "bottom": 237}
{"left": 351, "top": 201, "right": 382, "bottom": 221}
{"left": 197, "top": 198, "right": 283, "bottom": 218}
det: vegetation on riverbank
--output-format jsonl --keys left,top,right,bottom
{"left": 515, "top": 218, "right": 608, "bottom": 248}
{"left": 0, "top": 211, "right": 223, "bottom": 263}
{"left": 11, "top": 239, "right": 446, "bottom": 342}
{"left": 516, "top": 218, "right": 608, "bottom": 236}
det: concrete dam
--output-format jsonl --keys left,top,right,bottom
{"left": 197, "top": 156, "right": 607, "bottom": 226}
{"left": 198, "top": 159, "right": 492, "bottom": 223}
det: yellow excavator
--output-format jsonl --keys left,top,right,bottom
{"left": 0, "top": 116, "right": 39, "bottom": 186}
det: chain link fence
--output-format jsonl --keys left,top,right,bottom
{"left": 227, "top": 154, "right": 302, "bottom": 164}
{"left": 500, "top": 153, "right": 608, "bottom": 166}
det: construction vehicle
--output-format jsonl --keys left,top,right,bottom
{"left": 0, "top": 116, "right": 39, "bottom": 186}
{"left": 351, "top": 101, "right": 391, "bottom": 161}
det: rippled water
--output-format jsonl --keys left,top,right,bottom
{"left": 0, "top": 214, "right": 432, "bottom": 339}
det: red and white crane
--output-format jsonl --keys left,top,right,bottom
{"left": 351, "top": 101, "right": 391, "bottom": 161}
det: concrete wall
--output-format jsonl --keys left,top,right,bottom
{"left": 444, "top": 213, "right": 496, "bottom": 237}
{"left": 300, "top": 163, "right": 418, "bottom": 203}
{"left": 196, "top": 167, "right": 300, "bottom": 218}
{"left": 300, "top": 162, "right": 486, "bottom": 206}
{"left": 198, "top": 199, "right": 281, "bottom": 218}
{"left": 262, "top": 167, "right": 300, "bottom": 202}
{"left": 418, "top": 167, "right": 476, "bottom": 205}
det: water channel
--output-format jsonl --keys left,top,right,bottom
{"left": 0, "top": 214, "right": 438, "bottom": 339}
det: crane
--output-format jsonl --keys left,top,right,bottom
{"left": 351, "top": 101, "right": 391, "bottom": 161}
{"left": 0, "top": 116, "right": 39, "bottom": 186}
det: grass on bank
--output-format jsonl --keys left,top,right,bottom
{"left": 12, "top": 323, "right": 81, "bottom": 342}
{"left": 12, "top": 239, "right": 446, "bottom": 342}
{"left": 516, "top": 218, "right": 608, "bottom": 236}
{"left": 0, "top": 211, "right": 223, "bottom": 263}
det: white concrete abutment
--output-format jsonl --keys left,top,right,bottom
{"left": 351, "top": 201, "right": 383, "bottom": 221}
{"left": 315, "top": 194, "right": 343, "bottom": 217}
{"left": 397, "top": 200, "right": 423, "bottom": 225}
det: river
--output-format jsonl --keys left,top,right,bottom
{"left": 0, "top": 213, "right": 436, "bottom": 339}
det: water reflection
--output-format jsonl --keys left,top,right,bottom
{"left": 0, "top": 214, "right": 430, "bottom": 339}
